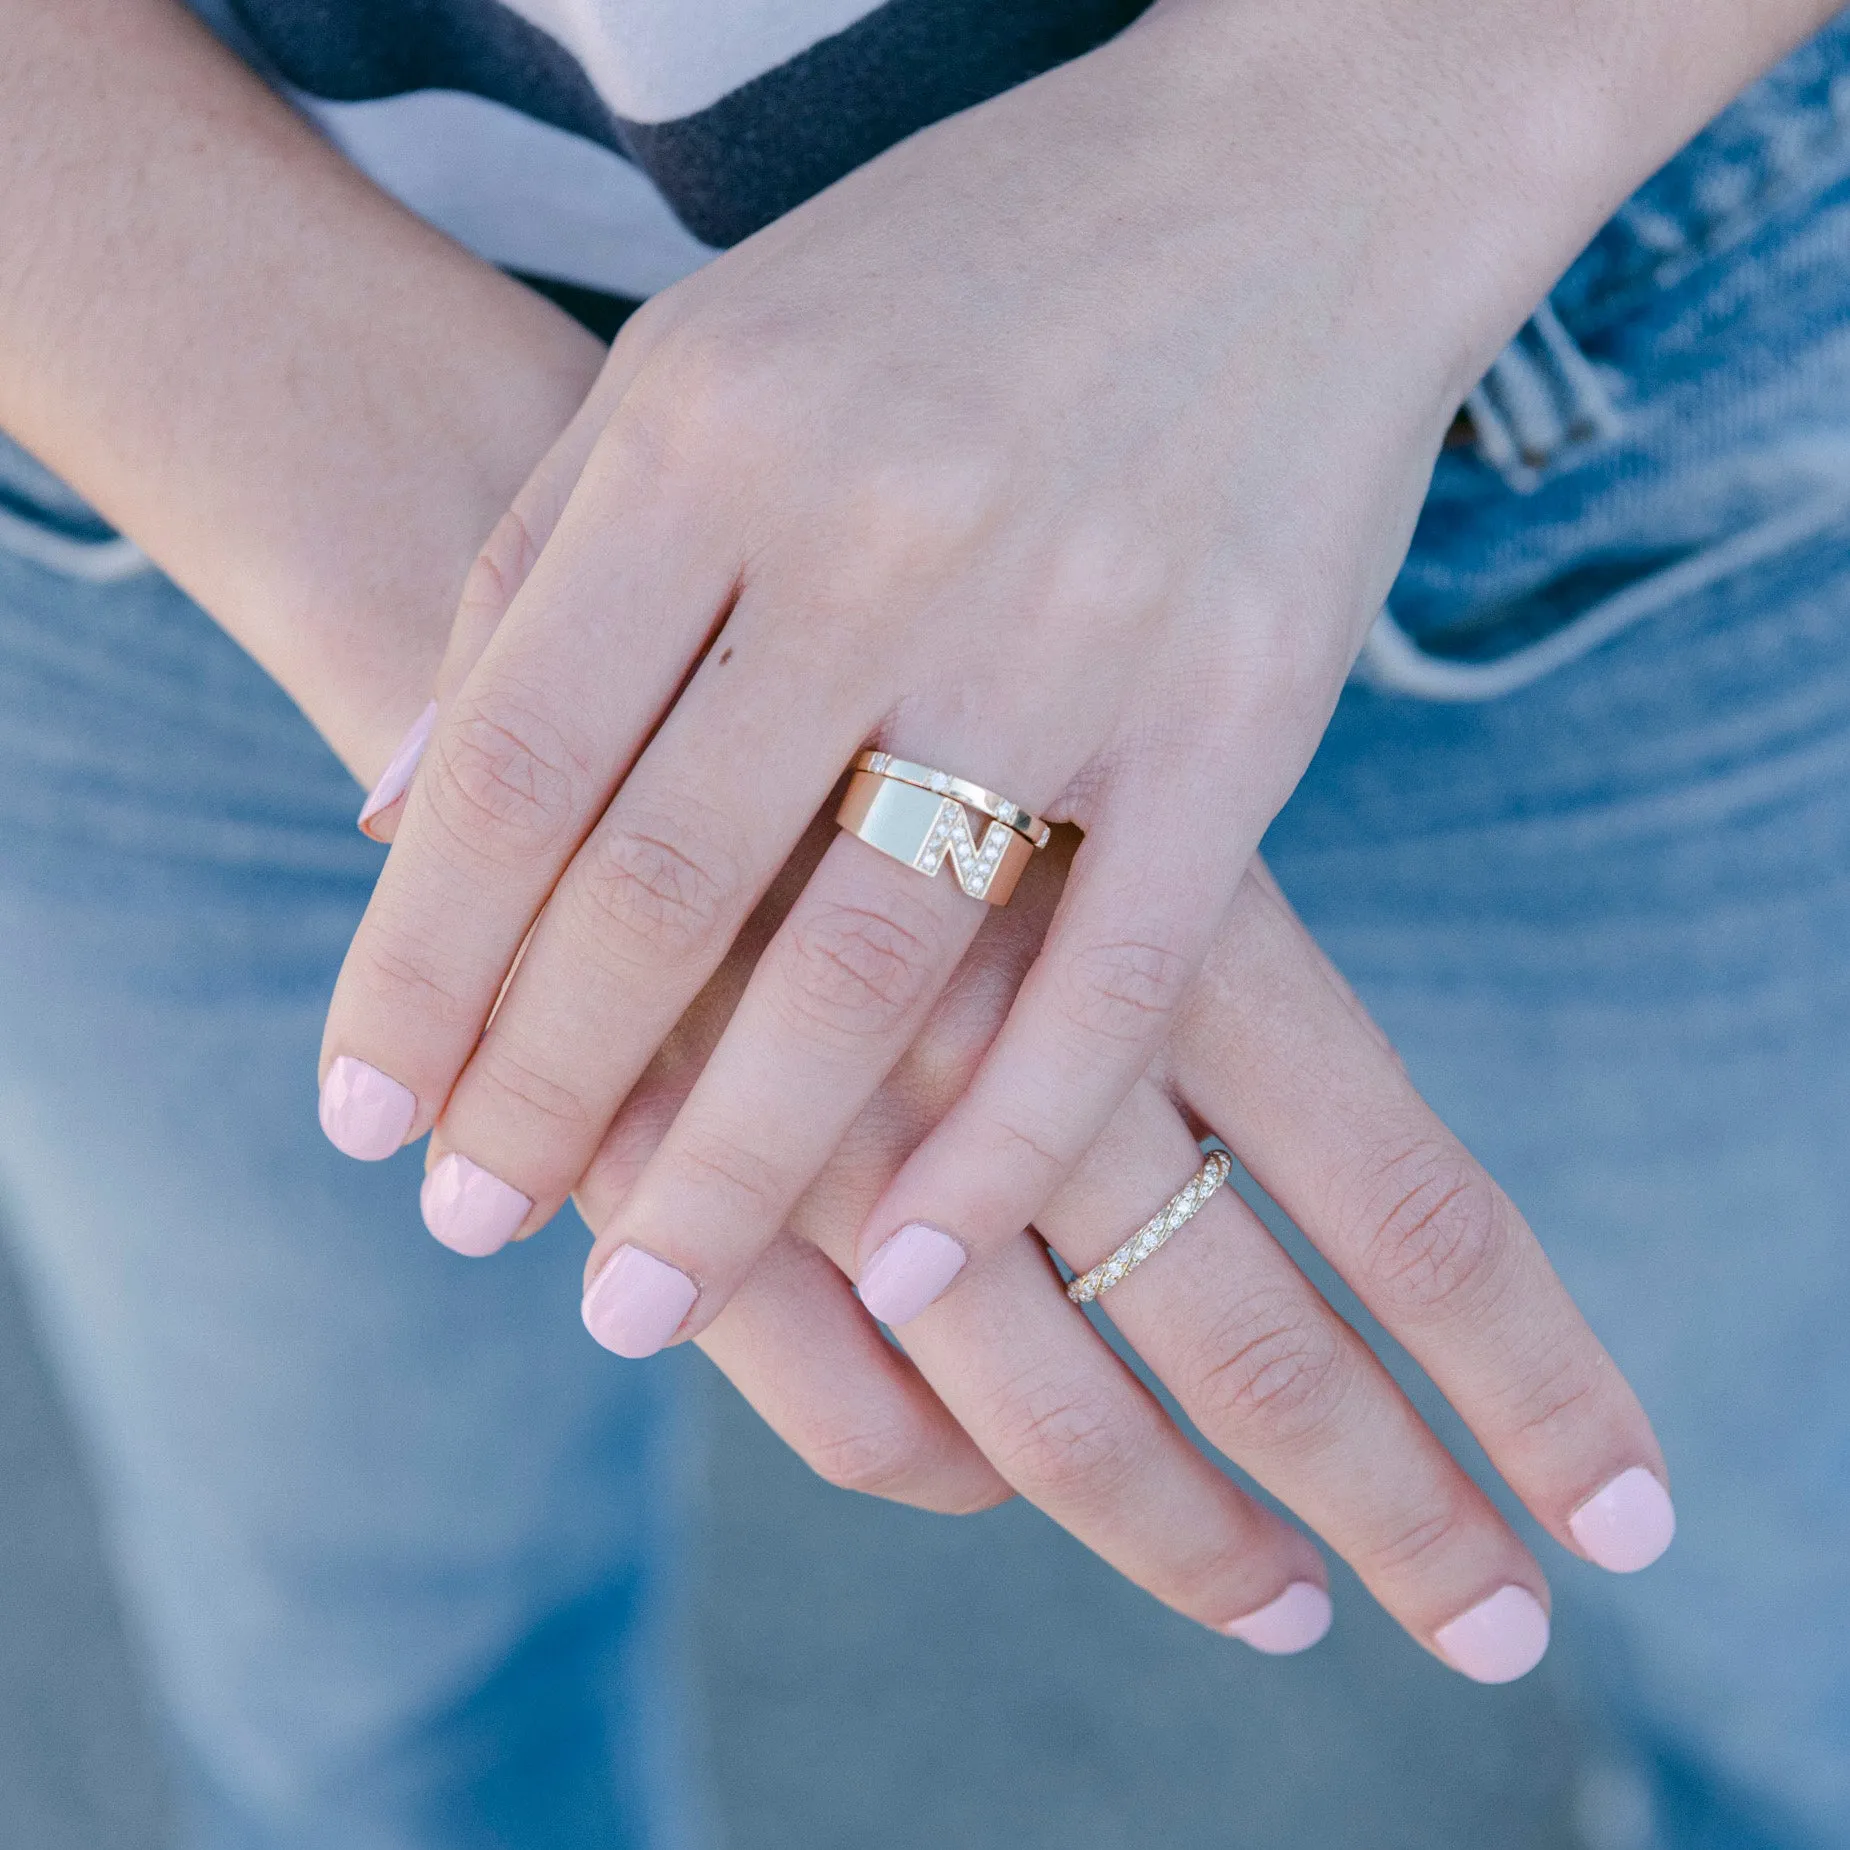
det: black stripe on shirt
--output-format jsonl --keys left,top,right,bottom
{"left": 230, "top": 0, "right": 1152, "bottom": 245}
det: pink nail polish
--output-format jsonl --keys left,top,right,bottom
{"left": 1434, "top": 1585, "right": 1550, "bottom": 1684}
{"left": 1570, "top": 1467, "right": 1676, "bottom": 1574}
{"left": 857, "top": 1222, "right": 968, "bottom": 1327}
{"left": 1224, "top": 1581, "right": 1333, "bottom": 1655}
{"left": 582, "top": 1244, "right": 698, "bottom": 1358}
{"left": 357, "top": 699, "right": 437, "bottom": 836}
{"left": 318, "top": 1055, "right": 416, "bottom": 1161}
{"left": 420, "top": 1152, "right": 531, "bottom": 1257}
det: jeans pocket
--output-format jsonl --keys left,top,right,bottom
{"left": 1358, "top": 469, "right": 1850, "bottom": 702}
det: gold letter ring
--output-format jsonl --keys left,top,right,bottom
{"left": 836, "top": 750, "right": 1048, "bottom": 906}
{"left": 1065, "top": 1151, "right": 1233, "bottom": 1304}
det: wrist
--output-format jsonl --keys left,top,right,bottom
{"left": 250, "top": 305, "right": 604, "bottom": 787}
{"left": 0, "top": 0, "right": 605, "bottom": 788}
{"left": 1127, "top": 0, "right": 1840, "bottom": 399}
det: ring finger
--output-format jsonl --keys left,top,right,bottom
{"left": 1036, "top": 1078, "right": 1555, "bottom": 1681}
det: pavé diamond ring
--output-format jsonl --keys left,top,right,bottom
{"left": 1064, "top": 1150, "right": 1233, "bottom": 1304}
{"left": 836, "top": 750, "right": 1048, "bottom": 906}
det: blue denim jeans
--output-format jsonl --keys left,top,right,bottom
{"left": 4, "top": 18, "right": 1850, "bottom": 1850}
{"left": 0, "top": 457, "right": 712, "bottom": 1845}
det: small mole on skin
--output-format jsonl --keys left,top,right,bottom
{"left": 718, "top": 647, "right": 734, "bottom": 665}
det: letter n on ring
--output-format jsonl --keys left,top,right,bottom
{"left": 836, "top": 771, "right": 1034, "bottom": 906}
{"left": 915, "top": 798, "right": 1014, "bottom": 902}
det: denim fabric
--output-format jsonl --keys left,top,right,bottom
{"left": 1268, "top": 22, "right": 1850, "bottom": 1847}
{"left": 3, "top": 17, "right": 1850, "bottom": 1850}
{"left": 0, "top": 513, "right": 713, "bottom": 1848}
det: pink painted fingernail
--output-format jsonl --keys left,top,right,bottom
{"left": 857, "top": 1223, "right": 968, "bottom": 1327}
{"left": 420, "top": 1152, "right": 531, "bottom": 1258}
{"left": 582, "top": 1245, "right": 698, "bottom": 1358}
{"left": 1224, "top": 1581, "right": 1333, "bottom": 1655}
{"left": 1434, "top": 1585, "right": 1550, "bottom": 1684}
{"left": 357, "top": 699, "right": 437, "bottom": 837}
{"left": 1570, "top": 1467, "right": 1676, "bottom": 1574}
{"left": 318, "top": 1055, "right": 416, "bottom": 1160}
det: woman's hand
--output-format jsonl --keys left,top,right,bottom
{"left": 319, "top": 0, "right": 1581, "bottom": 1327}
{"left": 2, "top": 0, "right": 1691, "bottom": 1696}
{"left": 320, "top": 0, "right": 1827, "bottom": 1361}
{"left": 565, "top": 831, "right": 1673, "bottom": 1681}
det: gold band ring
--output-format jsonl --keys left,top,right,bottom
{"left": 836, "top": 755, "right": 1047, "bottom": 907}
{"left": 851, "top": 752, "right": 1052, "bottom": 849}
{"left": 1065, "top": 1151, "right": 1233, "bottom": 1304}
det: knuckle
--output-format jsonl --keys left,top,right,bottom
{"left": 626, "top": 317, "right": 792, "bottom": 469}
{"left": 466, "top": 1038, "right": 598, "bottom": 1142}
{"left": 670, "top": 1124, "right": 784, "bottom": 1219}
{"left": 1362, "top": 1494, "right": 1470, "bottom": 1580}
{"left": 981, "top": 1369, "right": 1143, "bottom": 1508}
{"left": 1501, "top": 1344, "right": 1607, "bottom": 1449}
{"left": 1348, "top": 1139, "right": 1511, "bottom": 1324}
{"left": 458, "top": 506, "right": 541, "bottom": 626}
{"left": 777, "top": 898, "right": 945, "bottom": 1043}
{"left": 573, "top": 817, "right": 740, "bottom": 968}
{"left": 1057, "top": 934, "right": 1195, "bottom": 1050}
{"left": 354, "top": 916, "right": 477, "bottom": 1031}
{"left": 608, "top": 288, "right": 680, "bottom": 363}
{"left": 428, "top": 693, "right": 581, "bottom": 856}
{"left": 798, "top": 1416, "right": 932, "bottom": 1501}
{"left": 1033, "top": 511, "right": 1170, "bottom": 638}
{"left": 838, "top": 451, "right": 1008, "bottom": 586}
{"left": 1189, "top": 1294, "right": 1353, "bottom": 1450}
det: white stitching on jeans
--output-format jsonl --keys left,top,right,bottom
{"left": 1354, "top": 484, "right": 1850, "bottom": 703}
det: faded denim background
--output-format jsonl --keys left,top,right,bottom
{"left": 0, "top": 1239, "right": 1588, "bottom": 1849}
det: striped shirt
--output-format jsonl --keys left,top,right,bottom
{"left": 206, "top": 0, "right": 1152, "bottom": 300}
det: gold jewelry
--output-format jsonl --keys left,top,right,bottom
{"left": 837, "top": 754, "right": 1046, "bottom": 906}
{"left": 1065, "top": 1150, "right": 1233, "bottom": 1304}
{"left": 851, "top": 751, "right": 1051, "bottom": 849}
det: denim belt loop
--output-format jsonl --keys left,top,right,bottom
{"left": 1463, "top": 299, "right": 1623, "bottom": 496}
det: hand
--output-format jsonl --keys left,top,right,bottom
{"left": 564, "top": 830, "right": 1673, "bottom": 1679}
{"left": 3, "top": 0, "right": 1679, "bottom": 1694}
{"left": 320, "top": 0, "right": 1584, "bottom": 1335}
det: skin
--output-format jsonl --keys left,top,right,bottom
{"left": 322, "top": 0, "right": 1843, "bottom": 1415}
{"left": 1, "top": 0, "right": 1822, "bottom": 1671}
{"left": 568, "top": 814, "right": 1667, "bottom": 1664}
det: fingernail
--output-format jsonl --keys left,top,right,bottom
{"left": 582, "top": 1244, "right": 698, "bottom": 1358}
{"left": 1570, "top": 1467, "right": 1676, "bottom": 1573}
{"left": 1434, "top": 1585, "right": 1550, "bottom": 1684}
{"left": 1224, "top": 1581, "right": 1333, "bottom": 1655}
{"left": 857, "top": 1222, "right": 968, "bottom": 1327}
{"left": 420, "top": 1152, "right": 531, "bottom": 1257}
{"left": 357, "top": 699, "right": 437, "bottom": 837}
{"left": 318, "top": 1055, "right": 416, "bottom": 1160}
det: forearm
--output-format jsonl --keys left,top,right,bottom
{"left": 1133, "top": 0, "right": 1845, "bottom": 395}
{"left": 0, "top": 0, "right": 603, "bottom": 780}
